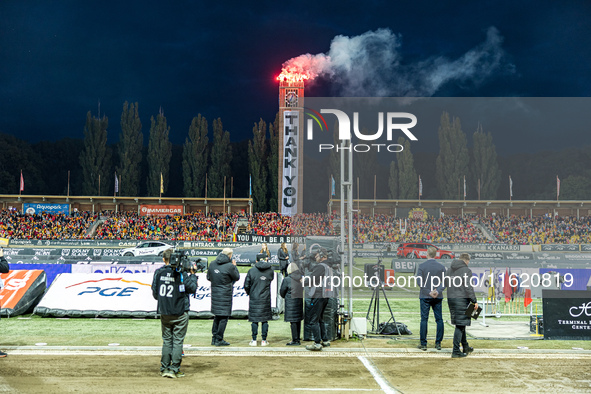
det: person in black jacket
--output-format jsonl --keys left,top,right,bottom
{"left": 207, "top": 248, "right": 240, "bottom": 346}
{"left": 305, "top": 248, "right": 332, "bottom": 351}
{"left": 277, "top": 243, "right": 290, "bottom": 277}
{"left": 280, "top": 262, "right": 303, "bottom": 346}
{"left": 446, "top": 253, "right": 478, "bottom": 358}
{"left": 245, "top": 254, "right": 274, "bottom": 346}
{"left": 0, "top": 248, "right": 9, "bottom": 358}
{"left": 152, "top": 249, "right": 198, "bottom": 378}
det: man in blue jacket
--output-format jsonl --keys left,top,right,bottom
{"left": 416, "top": 246, "right": 446, "bottom": 351}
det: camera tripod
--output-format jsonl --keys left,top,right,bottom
{"left": 366, "top": 282, "right": 400, "bottom": 335}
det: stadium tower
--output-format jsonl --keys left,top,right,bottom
{"left": 277, "top": 75, "right": 305, "bottom": 215}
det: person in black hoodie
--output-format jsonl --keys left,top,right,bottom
{"left": 0, "top": 248, "right": 9, "bottom": 358}
{"left": 207, "top": 248, "right": 240, "bottom": 346}
{"left": 280, "top": 262, "right": 304, "bottom": 346}
{"left": 446, "top": 253, "right": 478, "bottom": 358}
{"left": 244, "top": 253, "right": 274, "bottom": 346}
{"left": 152, "top": 249, "right": 198, "bottom": 378}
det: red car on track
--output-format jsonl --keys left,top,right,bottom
{"left": 396, "top": 242, "right": 455, "bottom": 259}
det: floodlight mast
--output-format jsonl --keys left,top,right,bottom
{"left": 339, "top": 139, "right": 354, "bottom": 320}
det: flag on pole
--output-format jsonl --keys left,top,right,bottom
{"left": 19, "top": 170, "right": 24, "bottom": 192}
{"left": 418, "top": 175, "right": 422, "bottom": 197}
{"left": 331, "top": 175, "right": 336, "bottom": 196}
{"left": 509, "top": 176, "right": 513, "bottom": 199}
{"left": 524, "top": 288, "right": 532, "bottom": 308}
{"left": 503, "top": 268, "right": 512, "bottom": 302}
{"left": 160, "top": 172, "right": 164, "bottom": 194}
{"left": 249, "top": 174, "right": 252, "bottom": 197}
{"left": 556, "top": 175, "right": 560, "bottom": 200}
{"left": 114, "top": 172, "right": 119, "bottom": 193}
{"left": 463, "top": 175, "right": 466, "bottom": 199}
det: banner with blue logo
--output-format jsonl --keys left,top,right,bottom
{"left": 23, "top": 203, "right": 70, "bottom": 215}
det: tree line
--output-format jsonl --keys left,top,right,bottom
{"left": 1, "top": 105, "right": 590, "bottom": 212}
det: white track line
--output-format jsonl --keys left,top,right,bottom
{"left": 293, "top": 389, "right": 379, "bottom": 391}
{"left": 358, "top": 356, "right": 400, "bottom": 394}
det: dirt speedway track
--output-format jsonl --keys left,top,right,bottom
{"left": 1, "top": 348, "right": 590, "bottom": 393}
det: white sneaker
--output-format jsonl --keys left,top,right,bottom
{"left": 261, "top": 340, "right": 269, "bottom": 347}
{"left": 249, "top": 340, "right": 257, "bottom": 346}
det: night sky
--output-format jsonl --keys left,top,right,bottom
{"left": 1, "top": 1, "right": 590, "bottom": 153}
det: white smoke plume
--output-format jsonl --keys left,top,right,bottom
{"left": 280, "top": 27, "right": 511, "bottom": 96}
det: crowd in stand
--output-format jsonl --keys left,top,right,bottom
{"left": 1, "top": 208, "right": 590, "bottom": 244}
{"left": 481, "top": 215, "right": 591, "bottom": 245}
{"left": 94, "top": 211, "right": 238, "bottom": 241}
{"left": 0, "top": 209, "right": 96, "bottom": 240}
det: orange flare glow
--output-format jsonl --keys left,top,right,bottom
{"left": 276, "top": 71, "right": 310, "bottom": 83}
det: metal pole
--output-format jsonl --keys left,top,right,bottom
{"left": 348, "top": 141, "right": 353, "bottom": 318}
{"left": 340, "top": 143, "right": 346, "bottom": 319}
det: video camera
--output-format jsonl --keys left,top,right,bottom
{"left": 301, "top": 246, "right": 341, "bottom": 274}
{"left": 169, "top": 250, "right": 208, "bottom": 274}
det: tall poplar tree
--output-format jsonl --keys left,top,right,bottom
{"left": 117, "top": 102, "right": 143, "bottom": 196}
{"left": 248, "top": 119, "right": 268, "bottom": 211}
{"left": 397, "top": 137, "right": 417, "bottom": 199}
{"left": 267, "top": 113, "right": 279, "bottom": 211}
{"left": 435, "top": 112, "right": 469, "bottom": 199}
{"left": 328, "top": 121, "right": 341, "bottom": 199}
{"left": 471, "top": 124, "right": 501, "bottom": 199}
{"left": 388, "top": 160, "right": 398, "bottom": 199}
{"left": 80, "top": 111, "right": 111, "bottom": 195}
{"left": 209, "top": 118, "right": 232, "bottom": 198}
{"left": 182, "top": 114, "right": 209, "bottom": 197}
{"left": 146, "top": 109, "right": 172, "bottom": 196}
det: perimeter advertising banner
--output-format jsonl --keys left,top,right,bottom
{"left": 542, "top": 290, "right": 591, "bottom": 340}
{"left": 23, "top": 203, "right": 69, "bottom": 215}
{"left": 139, "top": 205, "right": 183, "bottom": 216}
{"left": 0, "top": 270, "right": 47, "bottom": 317}
{"left": 34, "top": 273, "right": 278, "bottom": 318}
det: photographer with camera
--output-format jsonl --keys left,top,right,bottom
{"left": 0, "top": 248, "right": 9, "bottom": 358}
{"left": 152, "top": 249, "right": 198, "bottom": 378}
{"left": 207, "top": 248, "right": 239, "bottom": 346}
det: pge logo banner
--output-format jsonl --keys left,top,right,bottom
{"left": 23, "top": 203, "right": 70, "bottom": 215}
{"left": 34, "top": 273, "right": 156, "bottom": 315}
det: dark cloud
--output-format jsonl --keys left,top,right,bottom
{"left": 0, "top": 0, "right": 589, "bottom": 152}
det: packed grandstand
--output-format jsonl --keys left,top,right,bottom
{"left": 1, "top": 209, "right": 590, "bottom": 244}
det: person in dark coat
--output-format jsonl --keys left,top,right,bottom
{"left": 0, "top": 248, "right": 9, "bottom": 358}
{"left": 416, "top": 246, "right": 446, "bottom": 351}
{"left": 207, "top": 248, "right": 240, "bottom": 346}
{"left": 277, "top": 242, "right": 290, "bottom": 277}
{"left": 446, "top": 253, "right": 478, "bottom": 358}
{"left": 244, "top": 254, "right": 274, "bottom": 346}
{"left": 280, "top": 262, "right": 304, "bottom": 346}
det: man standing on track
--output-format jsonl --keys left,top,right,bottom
{"left": 416, "top": 246, "right": 446, "bottom": 351}
{"left": 0, "top": 248, "right": 9, "bottom": 358}
{"left": 152, "top": 249, "right": 197, "bottom": 378}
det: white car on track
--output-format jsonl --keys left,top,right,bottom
{"left": 120, "top": 241, "right": 173, "bottom": 257}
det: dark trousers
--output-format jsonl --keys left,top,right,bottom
{"left": 308, "top": 297, "right": 329, "bottom": 344}
{"left": 419, "top": 298, "right": 444, "bottom": 346}
{"left": 290, "top": 321, "right": 301, "bottom": 342}
{"left": 251, "top": 321, "right": 269, "bottom": 340}
{"left": 452, "top": 325, "right": 468, "bottom": 353}
{"left": 160, "top": 312, "right": 189, "bottom": 373}
{"left": 212, "top": 315, "right": 229, "bottom": 342}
